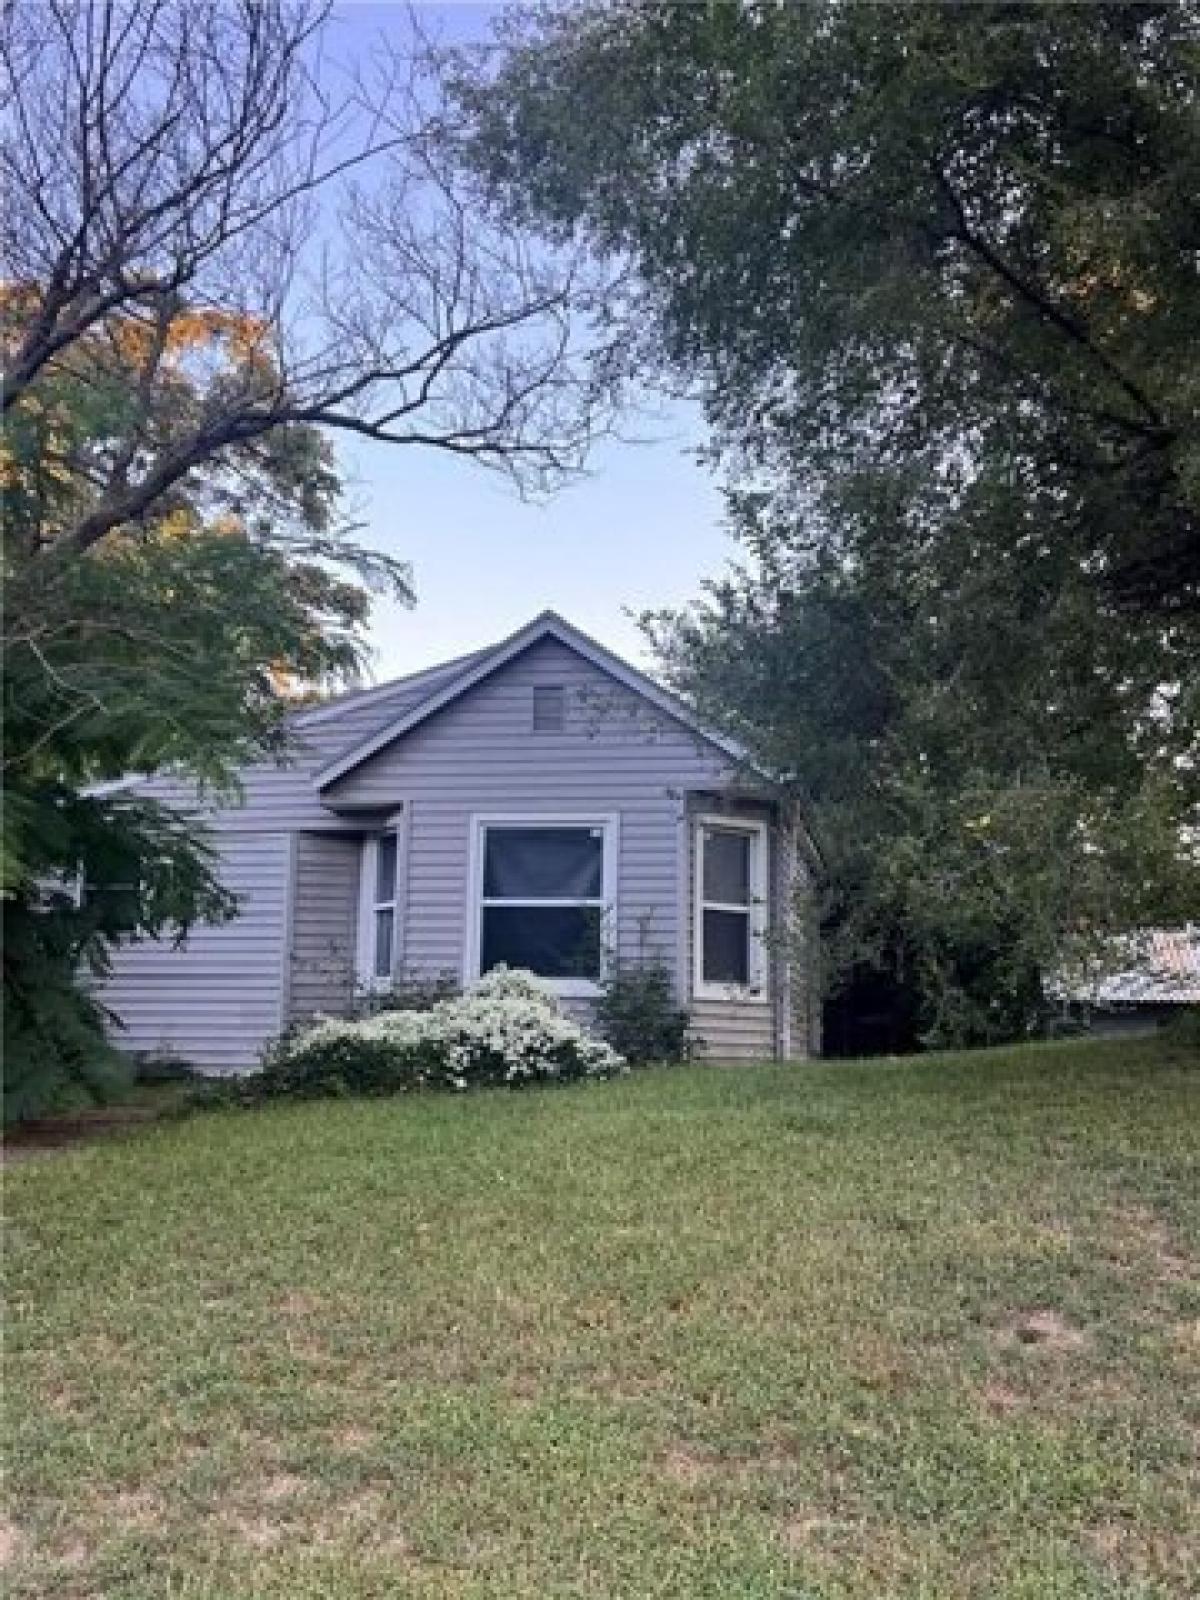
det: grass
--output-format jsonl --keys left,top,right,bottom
{"left": 4, "top": 1036, "right": 1198, "bottom": 1599}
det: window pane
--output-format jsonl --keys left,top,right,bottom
{"left": 481, "top": 905, "right": 601, "bottom": 979}
{"left": 702, "top": 908, "right": 750, "bottom": 985}
{"left": 703, "top": 828, "right": 751, "bottom": 905}
{"left": 375, "top": 833, "right": 398, "bottom": 904}
{"left": 484, "top": 827, "right": 602, "bottom": 899}
{"left": 373, "top": 908, "right": 394, "bottom": 979}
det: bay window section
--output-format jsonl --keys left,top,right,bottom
{"left": 694, "top": 818, "right": 768, "bottom": 1000}
{"left": 472, "top": 820, "right": 614, "bottom": 991}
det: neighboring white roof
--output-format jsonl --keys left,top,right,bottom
{"left": 1065, "top": 927, "right": 1200, "bottom": 1007}
{"left": 314, "top": 610, "right": 755, "bottom": 790}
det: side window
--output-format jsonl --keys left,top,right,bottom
{"left": 359, "top": 829, "right": 399, "bottom": 986}
{"left": 694, "top": 820, "right": 767, "bottom": 999}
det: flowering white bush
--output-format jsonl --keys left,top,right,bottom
{"left": 262, "top": 967, "right": 625, "bottom": 1097}
{"left": 437, "top": 966, "right": 624, "bottom": 1086}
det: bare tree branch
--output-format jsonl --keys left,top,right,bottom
{"left": 0, "top": 0, "right": 622, "bottom": 558}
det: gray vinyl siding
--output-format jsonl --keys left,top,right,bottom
{"left": 688, "top": 999, "right": 775, "bottom": 1062}
{"left": 94, "top": 662, "right": 474, "bottom": 1071}
{"left": 100, "top": 831, "right": 290, "bottom": 1073}
{"left": 323, "top": 638, "right": 740, "bottom": 992}
{"left": 288, "top": 833, "right": 362, "bottom": 1021}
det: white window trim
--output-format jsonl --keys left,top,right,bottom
{"left": 463, "top": 812, "right": 620, "bottom": 998}
{"left": 356, "top": 815, "right": 404, "bottom": 990}
{"left": 693, "top": 814, "right": 770, "bottom": 1005}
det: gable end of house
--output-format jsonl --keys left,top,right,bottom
{"left": 314, "top": 612, "right": 753, "bottom": 791}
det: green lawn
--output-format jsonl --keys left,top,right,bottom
{"left": 5, "top": 1038, "right": 1198, "bottom": 1599}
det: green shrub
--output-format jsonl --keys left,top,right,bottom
{"left": 357, "top": 970, "right": 461, "bottom": 1016}
{"left": 1164, "top": 1007, "right": 1200, "bottom": 1052}
{"left": 2, "top": 900, "right": 133, "bottom": 1124}
{"left": 593, "top": 958, "right": 693, "bottom": 1065}
{"left": 260, "top": 1012, "right": 442, "bottom": 1099}
{"left": 132, "top": 1050, "right": 199, "bottom": 1085}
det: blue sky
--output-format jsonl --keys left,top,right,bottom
{"left": 322, "top": 2, "right": 732, "bottom": 678}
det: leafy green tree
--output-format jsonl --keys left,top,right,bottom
{"left": 1, "top": 310, "right": 388, "bottom": 1117}
{"left": 454, "top": 0, "right": 1199, "bottom": 616}
{"left": 647, "top": 523, "right": 1197, "bottom": 1044}
{"left": 450, "top": 0, "right": 1200, "bottom": 1042}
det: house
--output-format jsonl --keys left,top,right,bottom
{"left": 101, "top": 612, "right": 821, "bottom": 1071}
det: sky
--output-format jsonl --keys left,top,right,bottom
{"left": 320, "top": 1, "right": 735, "bottom": 680}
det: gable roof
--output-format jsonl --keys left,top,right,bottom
{"left": 315, "top": 610, "right": 753, "bottom": 790}
{"left": 82, "top": 650, "right": 486, "bottom": 802}
{"left": 290, "top": 645, "right": 493, "bottom": 731}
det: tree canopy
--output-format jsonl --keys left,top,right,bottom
{"left": 1, "top": 304, "right": 377, "bottom": 1118}
{"left": 2, "top": 0, "right": 621, "bottom": 535}
{"left": 453, "top": 0, "right": 1199, "bottom": 615}
{"left": 450, "top": 0, "right": 1200, "bottom": 1042}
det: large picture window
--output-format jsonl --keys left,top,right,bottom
{"left": 694, "top": 817, "right": 768, "bottom": 1001}
{"left": 468, "top": 818, "right": 617, "bottom": 993}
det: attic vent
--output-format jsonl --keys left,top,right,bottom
{"left": 532, "top": 684, "right": 565, "bottom": 733}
